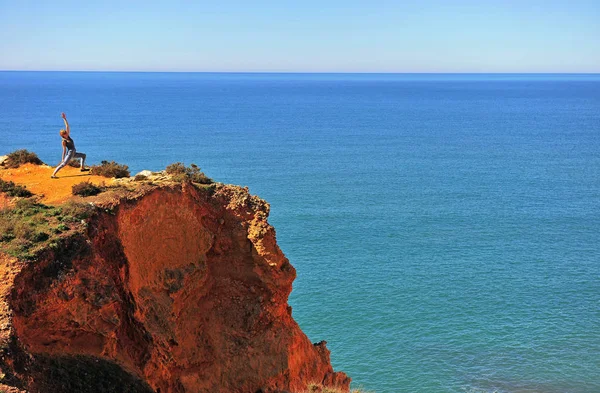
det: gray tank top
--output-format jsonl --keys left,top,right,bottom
{"left": 63, "top": 136, "right": 76, "bottom": 151}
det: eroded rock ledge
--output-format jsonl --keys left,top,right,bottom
{"left": 0, "top": 179, "right": 350, "bottom": 393}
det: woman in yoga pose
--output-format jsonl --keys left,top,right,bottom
{"left": 51, "top": 113, "right": 88, "bottom": 178}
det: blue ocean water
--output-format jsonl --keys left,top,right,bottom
{"left": 1, "top": 72, "right": 599, "bottom": 393}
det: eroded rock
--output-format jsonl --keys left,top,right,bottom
{"left": 0, "top": 182, "right": 350, "bottom": 393}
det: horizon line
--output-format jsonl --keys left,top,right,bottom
{"left": 1, "top": 70, "right": 599, "bottom": 75}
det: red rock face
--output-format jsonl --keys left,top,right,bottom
{"left": 3, "top": 184, "right": 350, "bottom": 393}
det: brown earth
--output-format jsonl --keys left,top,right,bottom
{"left": 0, "top": 163, "right": 350, "bottom": 393}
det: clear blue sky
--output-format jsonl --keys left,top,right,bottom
{"left": 1, "top": 0, "right": 599, "bottom": 72}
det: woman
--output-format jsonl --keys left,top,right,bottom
{"left": 51, "top": 113, "right": 88, "bottom": 178}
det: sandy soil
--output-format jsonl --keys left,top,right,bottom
{"left": 0, "top": 163, "right": 112, "bottom": 205}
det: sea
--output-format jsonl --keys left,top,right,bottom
{"left": 1, "top": 72, "right": 599, "bottom": 393}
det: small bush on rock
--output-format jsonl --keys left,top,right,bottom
{"left": 4, "top": 149, "right": 44, "bottom": 168}
{"left": 0, "top": 179, "right": 33, "bottom": 197}
{"left": 165, "top": 162, "right": 186, "bottom": 175}
{"left": 90, "top": 161, "right": 130, "bottom": 178}
{"left": 72, "top": 181, "right": 102, "bottom": 197}
{"left": 165, "top": 162, "right": 213, "bottom": 184}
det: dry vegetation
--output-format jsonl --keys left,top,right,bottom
{"left": 3, "top": 150, "right": 44, "bottom": 168}
{"left": 165, "top": 162, "right": 213, "bottom": 184}
{"left": 90, "top": 160, "right": 130, "bottom": 178}
{"left": 0, "top": 179, "right": 33, "bottom": 198}
{"left": 72, "top": 181, "right": 103, "bottom": 197}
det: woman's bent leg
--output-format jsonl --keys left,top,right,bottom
{"left": 74, "top": 152, "right": 86, "bottom": 169}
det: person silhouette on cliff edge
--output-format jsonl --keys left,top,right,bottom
{"left": 51, "top": 113, "right": 89, "bottom": 178}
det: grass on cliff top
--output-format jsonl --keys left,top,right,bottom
{"left": 0, "top": 198, "right": 93, "bottom": 261}
{"left": 2, "top": 149, "right": 44, "bottom": 168}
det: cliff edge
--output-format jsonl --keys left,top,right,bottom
{"left": 0, "top": 159, "right": 350, "bottom": 393}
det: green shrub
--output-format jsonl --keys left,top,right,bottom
{"left": 72, "top": 181, "right": 103, "bottom": 197}
{"left": 0, "top": 178, "right": 33, "bottom": 197}
{"left": 165, "top": 162, "right": 213, "bottom": 184}
{"left": 90, "top": 160, "right": 130, "bottom": 178}
{"left": 165, "top": 162, "right": 186, "bottom": 175}
{"left": 4, "top": 149, "right": 44, "bottom": 168}
{"left": 134, "top": 174, "right": 148, "bottom": 181}
{"left": 188, "top": 164, "right": 212, "bottom": 184}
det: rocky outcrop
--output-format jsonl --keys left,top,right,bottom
{"left": 0, "top": 181, "right": 350, "bottom": 393}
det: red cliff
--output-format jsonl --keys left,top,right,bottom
{"left": 0, "top": 164, "right": 350, "bottom": 393}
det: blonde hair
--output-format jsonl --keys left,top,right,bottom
{"left": 59, "top": 129, "right": 67, "bottom": 137}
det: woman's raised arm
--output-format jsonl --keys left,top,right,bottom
{"left": 61, "top": 112, "right": 70, "bottom": 136}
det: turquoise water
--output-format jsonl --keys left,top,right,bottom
{"left": 1, "top": 72, "right": 599, "bottom": 393}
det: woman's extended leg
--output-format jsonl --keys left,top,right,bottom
{"left": 52, "top": 150, "right": 75, "bottom": 178}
